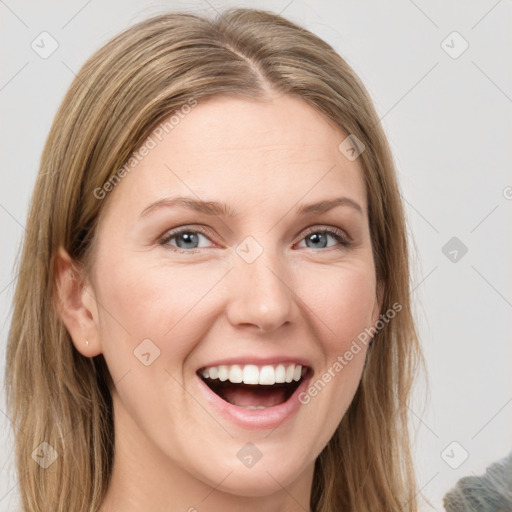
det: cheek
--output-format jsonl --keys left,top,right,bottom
{"left": 293, "top": 266, "right": 375, "bottom": 461}
{"left": 93, "top": 251, "right": 224, "bottom": 365}
{"left": 298, "top": 260, "right": 377, "bottom": 351}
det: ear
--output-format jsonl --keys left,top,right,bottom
{"left": 53, "top": 246, "right": 101, "bottom": 357}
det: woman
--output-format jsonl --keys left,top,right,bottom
{"left": 4, "top": 8, "right": 424, "bottom": 512}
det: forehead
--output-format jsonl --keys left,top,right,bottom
{"left": 103, "top": 94, "right": 367, "bottom": 220}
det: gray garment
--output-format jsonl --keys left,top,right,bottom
{"left": 443, "top": 451, "right": 512, "bottom": 512}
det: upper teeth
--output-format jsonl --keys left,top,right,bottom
{"left": 200, "top": 364, "right": 304, "bottom": 385}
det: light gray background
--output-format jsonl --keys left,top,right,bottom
{"left": 1, "top": 1, "right": 511, "bottom": 510}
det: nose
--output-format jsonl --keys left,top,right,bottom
{"left": 225, "top": 246, "right": 298, "bottom": 334}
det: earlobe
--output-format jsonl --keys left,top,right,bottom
{"left": 53, "top": 246, "right": 101, "bottom": 357}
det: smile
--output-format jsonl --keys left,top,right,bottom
{"left": 196, "top": 361, "right": 313, "bottom": 429}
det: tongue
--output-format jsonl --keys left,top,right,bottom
{"left": 222, "top": 384, "right": 288, "bottom": 408}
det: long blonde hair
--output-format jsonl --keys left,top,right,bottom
{"left": 4, "top": 8, "right": 425, "bottom": 511}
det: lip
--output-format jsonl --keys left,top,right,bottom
{"left": 196, "top": 366, "right": 313, "bottom": 430}
{"left": 196, "top": 356, "right": 312, "bottom": 371}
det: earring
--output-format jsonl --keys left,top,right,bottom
{"left": 85, "top": 340, "right": 89, "bottom": 345}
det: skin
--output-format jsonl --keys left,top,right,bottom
{"left": 55, "top": 94, "right": 382, "bottom": 512}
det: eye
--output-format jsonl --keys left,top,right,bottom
{"left": 159, "top": 225, "right": 353, "bottom": 253}
{"left": 159, "top": 227, "right": 215, "bottom": 252}
{"left": 295, "top": 227, "right": 352, "bottom": 251}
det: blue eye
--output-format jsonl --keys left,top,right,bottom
{"left": 159, "top": 226, "right": 352, "bottom": 253}
{"left": 297, "top": 228, "right": 351, "bottom": 250}
{"left": 160, "top": 229, "right": 213, "bottom": 251}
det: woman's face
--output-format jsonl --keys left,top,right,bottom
{"left": 75, "top": 95, "right": 381, "bottom": 502}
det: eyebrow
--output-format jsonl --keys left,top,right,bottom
{"left": 139, "top": 196, "right": 364, "bottom": 219}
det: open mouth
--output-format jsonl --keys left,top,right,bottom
{"left": 197, "top": 364, "right": 310, "bottom": 409}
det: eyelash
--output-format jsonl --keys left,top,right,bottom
{"left": 158, "top": 225, "right": 353, "bottom": 253}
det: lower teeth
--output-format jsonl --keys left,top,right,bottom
{"left": 243, "top": 405, "right": 267, "bottom": 410}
